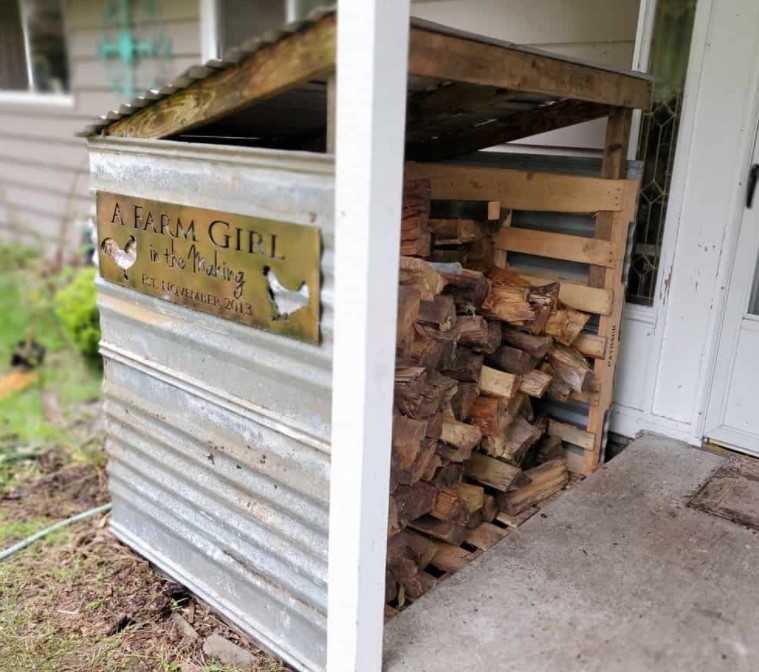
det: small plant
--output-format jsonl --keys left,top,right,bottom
{"left": 54, "top": 267, "right": 101, "bottom": 360}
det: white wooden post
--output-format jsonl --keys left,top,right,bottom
{"left": 327, "top": 1, "right": 411, "bottom": 671}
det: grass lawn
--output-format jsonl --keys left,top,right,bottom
{"left": 0, "top": 246, "right": 286, "bottom": 672}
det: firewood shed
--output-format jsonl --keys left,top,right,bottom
{"left": 80, "top": 6, "right": 651, "bottom": 672}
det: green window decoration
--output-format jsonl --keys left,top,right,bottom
{"left": 97, "top": 0, "right": 172, "bottom": 98}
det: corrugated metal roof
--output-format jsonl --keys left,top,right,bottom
{"left": 79, "top": 6, "right": 651, "bottom": 139}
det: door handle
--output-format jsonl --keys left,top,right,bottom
{"left": 747, "top": 164, "right": 759, "bottom": 208}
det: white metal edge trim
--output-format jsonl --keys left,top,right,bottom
{"left": 100, "top": 341, "right": 331, "bottom": 455}
{"left": 87, "top": 136, "right": 335, "bottom": 176}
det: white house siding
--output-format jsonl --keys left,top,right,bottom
{"left": 0, "top": 0, "right": 201, "bottom": 255}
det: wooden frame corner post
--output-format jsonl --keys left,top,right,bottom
{"left": 327, "top": 2, "right": 411, "bottom": 672}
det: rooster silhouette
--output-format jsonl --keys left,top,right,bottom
{"left": 101, "top": 236, "right": 137, "bottom": 280}
{"left": 264, "top": 266, "right": 309, "bottom": 320}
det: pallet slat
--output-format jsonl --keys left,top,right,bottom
{"left": 493, "top": 228, "right": 616, "bottom": 267}
{"left": 548, "top": 419, "right": 595, "bottom": 451}
{"left": 405, "top": 162, "right": 630, "bottom": 213}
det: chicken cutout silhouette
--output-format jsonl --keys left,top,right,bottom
{"left": 264, "top": 266, "right": 310, "bottom": 320}
{"left": 101, "top": 236, "right": 137, "bottom": 280}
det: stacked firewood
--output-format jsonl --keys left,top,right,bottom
{"left": 386, "top": 180, "right": 595, "bottom": 610}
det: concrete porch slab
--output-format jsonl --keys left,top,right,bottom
{"left": 383, "top": 435, "right": 759, "bottom": 672}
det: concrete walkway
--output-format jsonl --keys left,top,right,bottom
{"left": 384, "top": 435, "right": 759, "bottom": 672}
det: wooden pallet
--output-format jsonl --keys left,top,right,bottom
{"left": 406, "top": 147, "right": 640, "bottom": 475}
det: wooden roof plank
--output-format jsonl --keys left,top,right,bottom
{"left": 407, "top": 99, "right": 612, "bottom": 161}
{"left": 405, "top": 162, "right": 629, "bottom": 213}
{"left": 408, "top": 26, "right": 651, "bottom": 110}
{"left": 104, "top": 14, "right": 337, "bottom": 139}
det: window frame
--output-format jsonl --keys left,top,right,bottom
{"left": 0, "top": 0, "right": 73, "bottom": 106}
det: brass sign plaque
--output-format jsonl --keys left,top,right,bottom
{"left": 96, "top": 192, "right": 321, "bottom": 343}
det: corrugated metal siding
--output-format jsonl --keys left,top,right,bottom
{"left": 0, "top": 0, "right": 201, "bottom": 251}
{"left": 90, "top": 138, "right": 334, "bottom": 672}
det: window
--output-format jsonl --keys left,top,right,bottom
{"left": 627, "top": 0, "right": 697, "bottom": 305}
{"left": 0, "top": 0, "right": 69, "bottom": 94}
{"left": 215, "top": 0, "right": 324, "bottom": 55}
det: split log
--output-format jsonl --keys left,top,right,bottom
{"left": 524, "top": 281, "right": 559, "bottom": 334}
{"left": 544, "top": 307, "right": 591, "bottom": 346}
{"left": 501, "top": 328, "right": 552, "bottom": 358}
{"left": 387, "top": 535, "right": 437, "bottom": 600}
{"left": 409, "top": 515, "right": 468, "bottom": 545}
{"left": 507, "top": 391, "right": 534, "bottom": 421}
{"left": 440, "top": 347, "right": 484, "bottom": 383}
{"left": 388, "top": 497, "right": 401, "bottom": 537}
{"left": 482, "top": 283, "right": 534, "bottom": 324}
{"left": 533, "top": 434, "right": 566, "bottom": 465}
{"left": 479, "top": 366, "right": 521, "bottom": 400}
{"left": 464, "top": 522, "right": 508, "bottom": 550}
{"left": 385, "top": 572, "right": 399, "bottom": 604}
{"left": 453, "top": 482, "right": 486, "bottom": 513}
{"left": 466, "top": 510, "right": 484, "bottom": 529}
{"left": 399, "top": 256, "right": 445, "bottom": 300}
{"left": 450, "top": 382, "right": 480, "bottom": 421}
{"left": 402, "top": 530, "right": 440, "bottom": 569}
{"left": 548, "top": 343, "right": 595, "bottom": 393}
{"left": 480, "top": 415, "right": 543, "bottom": 466}
{"left": 434, "top": 263, "right": 490, "bottom": 309}
{"left": 481, "top": 495, "right": 499, "bottom": 523}
{"left": 394, "top": 482, "right": 436, "bottom": 525}
{"left": 424, "top": 412, "right": 443, "bottom": 440}
{"left": 496, "top": 506, "right": 539, "bottom": 529}
{"left": 498, "top": 459, "right": 568, "bottom": 515}
{"left": 431, "top": 489, "right": 470, "bottom": 525}
{"left": 409, "top": 323, "right": 457, "bottom": 369}
{"left": 421, "top": 454, "right": 443, "bottom": 482}
{"left": 429, "top": 463, "right": 464, "bottom": 489}
{"left": 397, "top": 287, "right": 421, "bottom": 346}
{"left": 467, "top": 396, "right": 513, "bottom": 436}
{"left": 519, "top": 369, "right": 553, "bottom": 398}
{"left": 417, "top": 295, "right": 457, "bottom": 331}
{"left": 398, "top": 438, "right": 439, "bottom": 487}
{"left": 440, "top": 416, "right": 482, "bottom": 453}
{"left": 429, "top": 543, "right": 479, "bottom": 573}
{"left": 455, "top": 316, "right": 501, "bottom": 353}
{"left": 396, "top": 369, "right": 457, "bottom": 419}
{"left": 401, "top": 179, "right": 431, "bottom": 258}
{"left": 486, "top": 345, "right": 538, "bottom": 374}
{"left": 392, "top": 414, "right": 427, "bottom": 470}
{"left": 394, "top": 366, "right": 426, "bottom": 403}
{"left": 464, "top": 452, "right": 525, "bottom": 491}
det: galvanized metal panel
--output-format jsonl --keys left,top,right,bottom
{"left": 89, "top": 138, "right": 334, "bottom": 672}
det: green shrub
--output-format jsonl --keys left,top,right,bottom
{"left": 54, "top": 267, "right": 101, "bottom": 359}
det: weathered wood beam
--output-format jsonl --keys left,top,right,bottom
{"left": 408, "top": 26, "right": 651, "bottom": 109}
{"left": 406, "top": 83, "right": 526, "bottom": 133}
{"left": 104, "top": 14, "right": 337, "bottom": 139}
{"left": 407, "top": 100, "right": 611, "bottom": 161}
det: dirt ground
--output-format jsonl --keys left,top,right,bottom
{"left": 0, "top": 419, "right": 291, "bottom": 672}
{"left": 0, "top": 248, "right": 289, "bottom": 672}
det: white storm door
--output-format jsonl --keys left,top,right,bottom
{"left": 705, "top": 128, "right": 759, "bottom": 453}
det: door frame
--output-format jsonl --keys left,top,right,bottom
{"left": 701, "top": 48, "right": 759, "bottom": 449}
